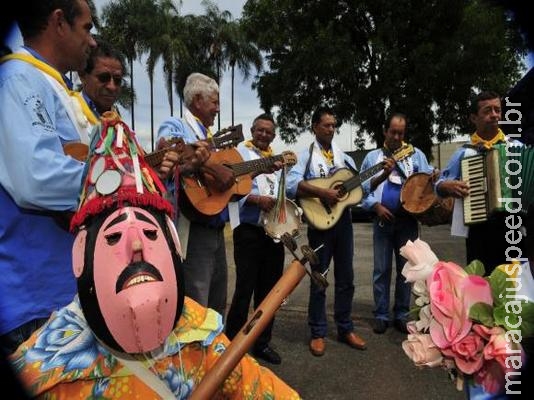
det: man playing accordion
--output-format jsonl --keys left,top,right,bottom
{"left": 435, "top": 91, "right": 526, "bottom": 275}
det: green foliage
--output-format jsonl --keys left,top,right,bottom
{"left": 487, "top": 264, "right": 534, "bottom": 337}
{"left": 464, "top": 259, "right": 486, "bottom": 276}
{"left": 469, "top": 302, "right": 495, "bottom": 327}
{"left": 242, "top": 0, "right": 527, "bottom": 156}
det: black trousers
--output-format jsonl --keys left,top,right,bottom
{"left": 225, "top": 223, "right": 285, "bottom": 349}
{"left": 466, "top": 212, "right": 524, "bottom": 275}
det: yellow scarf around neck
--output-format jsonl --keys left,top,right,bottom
{"left": 244, "top": 139, "right": 273, "bottom": 158}
{"left": 1, "top": 53, "right": 98, "bottom": 125}
{"left": 193, "top": 116, "right": 212, "bottom": 139}
{"left": 471, "top": 128, "right": 506, "bottom": 149}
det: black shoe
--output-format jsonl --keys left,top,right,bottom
{"left": 373, "top": 319, "right": 388, "bottom": 334}
{"left": 252, "top": 345, "right": 282, "bottom": 365}
{"left": 393, "top": 319, "right": 409, "bottom": 334}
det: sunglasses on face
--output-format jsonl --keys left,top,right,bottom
{"left": 94, "top": 72, "right": 123, "bottom": 86}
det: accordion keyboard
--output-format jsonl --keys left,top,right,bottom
{"left": 461, "top": 154, "right": 488, "bottom": 224}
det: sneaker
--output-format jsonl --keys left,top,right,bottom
{"left": 373, "top": 319, "right": 388, "bottom": 334}
{"left": 252, "top": 345, "right": 282, "bottom": 365}
{"left": 393, "top": 319, "right": 409, "bottom": 334}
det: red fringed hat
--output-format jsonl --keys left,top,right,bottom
{"left": 70, "top": 112, "right": 173, "bottom": 231}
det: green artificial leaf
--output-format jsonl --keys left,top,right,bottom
{"left": 469, "top": 302, "right": 494, "bottom": 326}
{"left": 488, "top": 268, "right": 512, "bottom": 308}
{"left": 464, "top": 259, "right": 485, "bottom": 276}
{"left": 520, "top": 302, "right": 534, "bottom": 338}
{"left": 493, "top": 304, "right": 507, "bottom": 327}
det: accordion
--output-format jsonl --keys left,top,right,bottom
{"left": 460, "top": 143, "right": 534, "bottom": 225}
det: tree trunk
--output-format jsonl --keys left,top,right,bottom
{"left": 150, "top": 75, "right": 154, "bottom": 151}
{"left": 129, "top": 59, "right": 135, "bottom": 130}
{"left": 231, "top": 64, "right": 235, "bottom": 126}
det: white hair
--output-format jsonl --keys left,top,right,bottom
{"left": 183, "top": 73, "right": 219, "bottom": 108}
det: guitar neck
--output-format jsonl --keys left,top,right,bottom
{"left": 342, "top": 163, "right": 384, "bottom": 192}
{"left": 229, "top": 154, "right": 285, "bottom": 176}
{"left": 144, "top": 148, "right": 167, "bottom": 168}
{"left": 342, "top": 145, "right": 414, "bottom": 192}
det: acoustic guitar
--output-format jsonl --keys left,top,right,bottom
{"left": 299, "top": 144, "right": 414, "bottom": 230}
{"left": 182, "top": 150, "right": 297, "bottom": 216}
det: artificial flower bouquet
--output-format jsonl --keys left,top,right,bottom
{"left": 400, "top": 239, "right": 534, "bottom": 394}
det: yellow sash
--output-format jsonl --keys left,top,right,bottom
{"left": 1, "top": 53, "right": 98, "bottom": 125}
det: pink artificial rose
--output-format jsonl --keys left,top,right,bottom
{"left": 441, "top": 331, "right": 485, "bottom": 374}
{"left": 472, "top": 324, "right": 525, "bottom": 394}
{"left": 427, "top": 262, "right": 493, "bottom": 349}
{"left": 402, "top": 333, "right": 443, "bottom": 368}
{"left": 473, "top": 359, "right": 506, "bottom": 395}
{"left": 400, "top": 239, "right": 439, "bottom": 283}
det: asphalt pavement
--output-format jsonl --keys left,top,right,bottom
{"left": 224, "top": 221, "right": 466, "bottom": 400}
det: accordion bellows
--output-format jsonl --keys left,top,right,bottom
{"left": 460, "top": 143, "right": 534, "bottom": 225}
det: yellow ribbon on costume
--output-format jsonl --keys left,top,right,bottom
{"left": 470, "top": 129, "right": 506, "bottom": 149}
{"left": 0, "top": 53, "right": 98, "bottom": 125}
{"left": 244, "top": 139, "right": 273, "bottom": 158}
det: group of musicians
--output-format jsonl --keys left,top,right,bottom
{"left": 1, "top": 5, "right": 531, "bottom": 395}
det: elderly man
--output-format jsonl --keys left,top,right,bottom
{"left": 157, "top": 72, "right": 235, "bottom": 316}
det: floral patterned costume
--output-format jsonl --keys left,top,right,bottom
{"left": 10, "top": 296, "right": 300, "bottom": 400}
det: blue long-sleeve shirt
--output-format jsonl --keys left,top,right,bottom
{"left": 360, "top": 147, "right": 433, "bottom": 211}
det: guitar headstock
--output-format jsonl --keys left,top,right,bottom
{"left": 281, "top": 151, "right": 297, "bottom": 167}
{"left": 392, "top": 144, "right": 415, "bottom": 162}
{"left": 212, "top": 124, "right": 244, "bottom": 149}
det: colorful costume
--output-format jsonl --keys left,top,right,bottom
{"left": 11, "top": 297, "right": 299, "bottom": 399}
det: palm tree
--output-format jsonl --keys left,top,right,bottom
{"left": 139, "top": 0, "right": 181, "bottom": 150}
{"left": 197, "top": 1, "right": 262, "bottom": 127}
{"left": 101, "top": 0, "right": 156, "bottom": 130}
{"left": 197, "top": 0, "right": 233, "bottom": 130}
{"left": 224, "top": 20, "right": 262, "bottom": 125}
{"left": 173, "top": 13, "right": 217, "bottom": 117}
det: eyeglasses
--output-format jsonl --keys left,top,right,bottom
{"left": 94, "top": 72, "right": 123, "bottom": 86}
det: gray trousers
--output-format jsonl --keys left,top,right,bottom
{"left": 182, "top": 222, "right": 228, "bottom": 317}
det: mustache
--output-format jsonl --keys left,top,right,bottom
{"left": 116, "top": 261, "right": 163, "bottom": 293}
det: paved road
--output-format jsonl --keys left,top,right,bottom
{"left": 224, "top": 222, "right": 466, "bottom": 400}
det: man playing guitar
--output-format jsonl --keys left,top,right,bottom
{"left": 287, "top": 106, "right": 367, "bottom": 357}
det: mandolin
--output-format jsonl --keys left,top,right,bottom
{"left": 182, "top": 150, "right": 297, "bottom": 216}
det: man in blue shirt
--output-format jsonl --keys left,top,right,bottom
{"left": 287, "top": 106, "right": 367, "bottom": 356}
{"left": 225, "top": 113, "right": 285, "bottom": 364}
{"left": 0, "top": 0, "right": 97, "bottom": 354}
{"left": 157, "top": 72, "right": 235, "bottom": 317}
{"left": 361, "top": 113, "right": 434, "bottom": 335}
